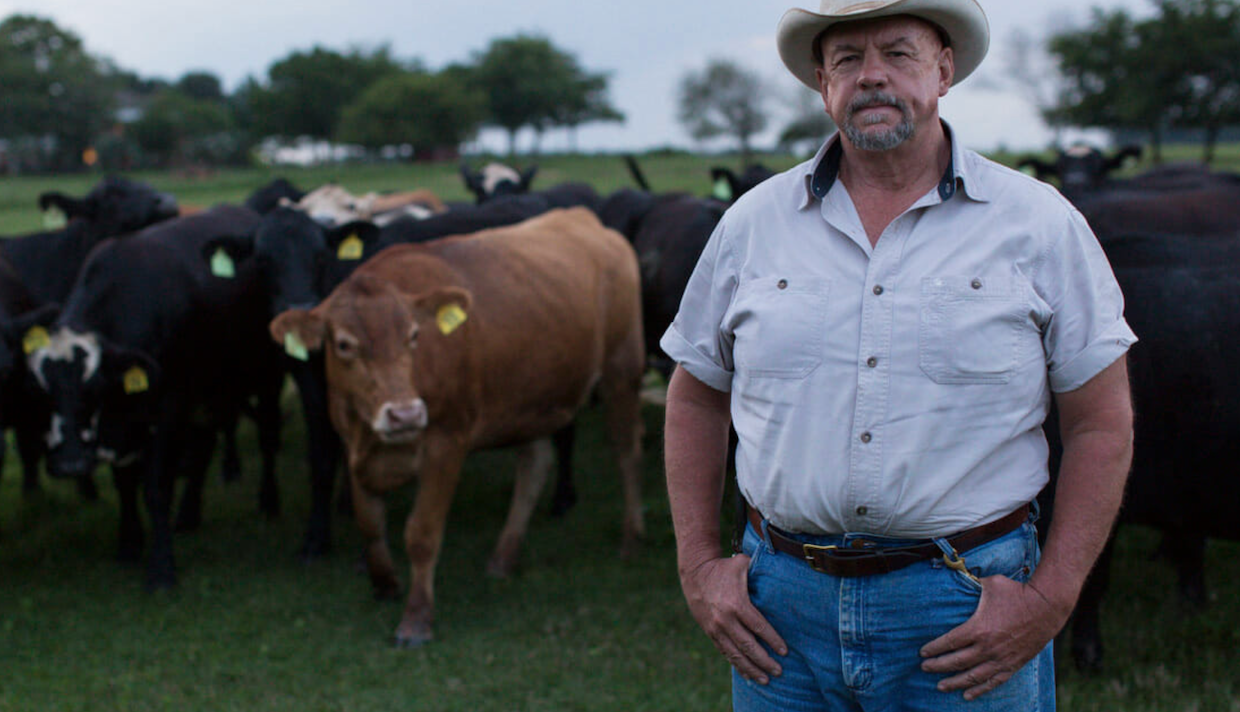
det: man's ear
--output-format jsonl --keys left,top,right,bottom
{"left": 325, "top": 220, "right": 381, "bottom": 262}
{"left": 38, "top": 191, "right": 91, "bottom": 219}
{"left": 270, "top": 309, "right": 327, "bottom": 361}
{"left": 938, "top": 46, "right": 954, "bottom": 96}
{"left": 411, "top": 287, "right": 474, "bottom": 337}
{"left": 201, "top": 234, "right": 256, "bottom": 278}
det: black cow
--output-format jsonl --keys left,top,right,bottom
{"left": 1017, "top": 144, "right": 1143, "bottom": 200}
{"left": 26, "top": 205, "right": 284, "bottom": 586}
{"left": 0, "top": 176, "right": 179, "bottom": 498}
{"left": 460, "top": 162, "right": 538, "bottom": 202}
{"left": 1042, "top": 231, "right": 1240, "bottom": 672}
{"left": 244, "top": 177, "right": 306, "bottom": 215}
{"left": 709, "top": 164, "right": 776, "bottom": 202}
{"left": 1075, "top": 178, "right": 1240, "bottom": 239}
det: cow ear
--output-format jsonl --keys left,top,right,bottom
{"left": 4, "top": 303, "right": 60, "bottom": 353}
{"left": 710, "top": 167, "right": 736, "bottom": 201}
{"left": 411, "top": 287, "right": 473, "bottom": 337}
{"left": 202, "top": 235, "right": 256, "bottom": 278}
{"left": 270, "top": 309, "right": 326, "bottom": 360}
{"left": 519, "top": 166, "right": 538, "bottom": 190}
{"left": 460, "top": 162, "right": 484, "bottom": 196}
{"left": 325, "top": 221, "right": 380, "bottom": 262}
{"left": 102, "top": 346, "right": 161, "bottom": 397}
{"left": 39, "top": 192, "right": 92, "bottom": 219}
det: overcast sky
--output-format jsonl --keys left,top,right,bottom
{"left": 0, "top": 0, "right": 1156, "bottom": 154}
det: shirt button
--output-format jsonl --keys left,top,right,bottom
{"left": 866, "top": 357, "right": 878, "bottom": 368}
{"left": 859, "top": 432, "right": 872, "bottom": 443}
{"left": 971, "top": 278, "right": 983, "bottom": 290}
{"left": 872, "top": 285, "right": 884, "bottom": 296}
{"left": 777, "top": 279, "right": 788, "bottom": 289}
{"left": 856, "top": 506, "right": 869, "bottom": 516}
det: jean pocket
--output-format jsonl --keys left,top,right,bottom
{"left": 730, "top": 277, "right": 830, "bottom": 379}
{"left": 939, "top": 526, "right": 1037, "bottom": 595}
{"left": 919, "top": 275, "right": 1025, "bottom": 385}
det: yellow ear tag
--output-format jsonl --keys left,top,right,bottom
{"left": 337, "top": 234, "right": 364, "bottom": 261}
{"left": 42, "top": 208, "right": 67, "bottom": 230}
{"left": 22, "top": 326, "right": 51, "bottom": 355}
{"left": 436, "top": 303, "right": 467, "bottom": 335}
{"left": 123, "top": 366, "right": 150, "bottom": 395}
{"left": 284, "top": 331, "right": 309, "bottom": 361}
{"left": 712, "top": 177, "right": 733, "bottom": 202}
{"left": 210, "top": 247, "right": 236, "bottom": 278}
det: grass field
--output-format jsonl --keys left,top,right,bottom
{"left": 1, "top": 153, "right": 1238, "bottom": 711}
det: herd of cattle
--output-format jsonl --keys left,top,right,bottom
{"left": 0, "top": 150, "right": 1236, "bottom": 663}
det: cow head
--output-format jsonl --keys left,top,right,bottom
{"left": 38, "top": 176, "right": 179, "bottom": 236}
{"left": 244, "top": 177, "right": 306, "bottom": 215}
{"left": 460, "top": 162, "right": 538, "bottom": 203}
{"left": 26, "top": 327, "right": 160, "bottom": 479}
{"left": 1017, "top": 144, "right": 1144, "bottom": 199}
{"left": 203, "top": 207, "right": 382, "bottom": 318}
{"left": 709, "top": 164, "right": 775, "bottom": 203}
{"left": 270, "top": 276, "right": 472, "bottom": 444}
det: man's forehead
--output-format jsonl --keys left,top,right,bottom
{"left": 821, "top": 15, "right": 941, "bottom": 50}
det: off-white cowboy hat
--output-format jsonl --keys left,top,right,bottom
{"left": 777, "top": 0, "right": 989, "bottom": 90}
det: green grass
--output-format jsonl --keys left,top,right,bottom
{"left": 1, "top": 155, "right": 1239, "bottom": 710}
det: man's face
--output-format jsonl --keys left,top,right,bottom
{"left": 815, "top": 15, "right": 954, "bottom": 152}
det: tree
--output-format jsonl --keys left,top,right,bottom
{"left": 176, "top": 71, "right": 224, "bottom": 103}
{"left": 129, "top": 89, "right": 232, "bottom": 166}
{"left": 678, "top": 59, "right": 768, "bottom": 163}
{"left": 1154, "top": 0, "right": 1240, "bottom": 162}
{"left": 470, "top": 34, "right": 613, "bottom": 155}
{"left": 0, "top": 14, "right": 118, "bottom": 171}
{"left": 246, "top": 45, "right": 411, "bottom": 140}
{"left": 778, "top": 86, "right": 835, "bottom": 155}
{"left": 336, "top": 71, "right": 486, "bottom": 156}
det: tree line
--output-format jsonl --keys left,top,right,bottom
{"left": 0, "top": 15, "right": 622, "bottom": 173}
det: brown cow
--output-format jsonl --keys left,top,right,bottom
{"left": 269, "top": 207, "right": 646, "bottom": 646}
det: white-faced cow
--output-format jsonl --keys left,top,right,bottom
{"left": 270, "top": 207, "right": 646, "bottom": 646}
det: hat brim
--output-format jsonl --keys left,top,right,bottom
{"left": 777, "top": 0, "right": 989, "bottom": 90}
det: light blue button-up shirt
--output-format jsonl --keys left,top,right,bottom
{"left": 661, "top": 126, "right": 1137, "bottom": 538}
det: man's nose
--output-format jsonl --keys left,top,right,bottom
{"left": 857, "top": 52, "right": 889, "bottom": 88}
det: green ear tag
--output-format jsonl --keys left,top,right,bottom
{"left": 337, "top": 234, "right": 364, "bottom": 261}
{"left": 210, "top": 248, "right": 236, "bottom": 278}
{"left": 123, "top": 366, "right": 149, "bottom": 395}
{"left": 712, "top": 177, "right": 733, "bottom": 202}
{"left": 42, "top": 208, "right": 67, "bottom": 230}
{"left": 284, "top": 331, "right": 309, "bottom": 361}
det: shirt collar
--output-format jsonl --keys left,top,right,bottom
{"left": 798, "top": 121, "right": 988, "bottom": 209}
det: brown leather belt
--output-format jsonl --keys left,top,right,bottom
{"left": 746, "top": 503, "right": 1030, "bottom": 577}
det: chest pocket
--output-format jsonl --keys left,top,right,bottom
{"left": 919, "top": 275, "right": 1027, "bottom": 385}
{"left": 731, "top": 277, "right": 830, "bottom": 379}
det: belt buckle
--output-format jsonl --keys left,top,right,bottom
{"left": 802, "top": 543, "right": 837, "bottom": 573}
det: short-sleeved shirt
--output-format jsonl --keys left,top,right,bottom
{"left": 660, "top": 126, "right": 1137, "bottom": 538}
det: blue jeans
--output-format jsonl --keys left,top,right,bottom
{"left": 733, "top": 513, "right": 1055, "bottom": 712}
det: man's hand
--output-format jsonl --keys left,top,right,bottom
{"left": 680, "top": 553, "right": 787, "bottom": 685}
{"left": 919, "top": 575, "right": 1071, "bottom": 701}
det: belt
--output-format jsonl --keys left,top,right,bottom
{"left": 746, "top": 503, "right": 1030, "bottom": 578}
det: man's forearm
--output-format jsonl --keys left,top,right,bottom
{"left": 664, "top": 366, "right": 733, "bottom": 574}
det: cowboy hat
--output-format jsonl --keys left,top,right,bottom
{"left": 777, "top": 0, "right": 989, "bottom": 90}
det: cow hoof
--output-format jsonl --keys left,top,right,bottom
{"left": 549, "top": 490, "right": 578, "bottom": 518}
{"left": 394, "top": 622, "right": 433, "bottom": 648}
{"left": 296, "top": 539, "right": 330, "bottom": 562}
{"left": 372, "top": 584, "right": 401, "bottom": 601}
{"left": 485, "top": 556, "right": 517, "bottom": 578}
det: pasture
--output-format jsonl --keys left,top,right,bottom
{"left": 1, "top": 153, "right": 1238, "bottom": 711}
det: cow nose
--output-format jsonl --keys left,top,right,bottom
{"left": 386, "top": 400, "right": 428, "bottom": 430}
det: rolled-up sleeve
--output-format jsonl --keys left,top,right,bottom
{"left": 1036, "top": 209, "right": 1138, "bottom": 392}
{"left": 659, "top": 220, "right": 738, "bottom": 392}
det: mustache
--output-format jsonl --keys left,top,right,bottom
{"left": 845, "top": 92, "right": 908, "bottom": 117}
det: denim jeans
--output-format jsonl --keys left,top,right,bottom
{"left": 733, "top": 513, "right": 1055, "bottom": 712}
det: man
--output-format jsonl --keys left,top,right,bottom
{"left": 661, "top": 1, "right": 1135, "bottom": 710}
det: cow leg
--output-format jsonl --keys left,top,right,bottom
{"left": 254, "top": 381, "right": 283, "bottom": 519}
{"left": 174, "top": 426, "right": 214, "bottom": 533}
{"left": 1070, "top": 535, "right": 1115, "bottom": 673}
{"left": 350, "top": 474, "right": 401, "bottom": 601}
{"left": 293, "top": 360, "right": 341, "bottom": 559}
{"left": 219, "top": 412, "right": 242, "bottom": 483}
{"left": 547, "top": 425, "right": 578, "bottom": 517}
{"left": 113, "top": 462, "right": 145, "bottom": 562}
{"left": 397, "top": 446, "right": 466, "bottom": 648}
{"left": 142, "top": 436, "right": 177, "bottom": 590}
{"left": 1163, "top": 530, "right": 1208, "bottom": 609}
{"left": 13, "top": 420, "right": 49, "bottom": 497}
{"left": 487, "top": 438, "right": 555, "bottom": 577}
{"left": 600, "top": 351, "right": 646, "bottom": 555}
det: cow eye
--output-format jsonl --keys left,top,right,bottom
{"left": 335, "top": 338, "right": 356, "bottom": 358}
